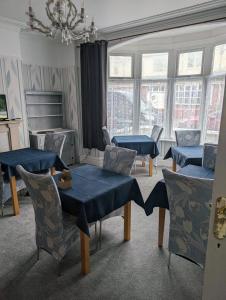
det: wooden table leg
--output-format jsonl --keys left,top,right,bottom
{"left": 80, "top": 231, "right": 90, "bottom": 275}
{"left": 142, "top": 160, "right": 145, "bottom": 167}
{"left": 124, "top": 201, "right": 131, "bottom": 241}
{"left": 149, "top": 158, "right": 153, "bottom": 177}
{"left": 158, "top": 208, "right": 166, "bottom": 248}
{"left": 172, "top": 159, "right": 176, "bottom": 172}
{"left": 10, "top": 176, "right": 20, "bottom": 216}
{"left": 50, "top": 167, "right": 56, "bottom": 176}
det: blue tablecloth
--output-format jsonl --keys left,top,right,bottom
{"left": 112, "top": 135, "right": 159, "bottom": 158}
{"left": 145, "top": 165, "right": 214, "bottom": 216}
{"left": 0, "top": 148, "right": 67, "bottom": 181}
{"left": 164, "top": 146, "right": 203, "bottom": 167}
{"left": 55, "top": 164, "right": 145, "bottom": 236}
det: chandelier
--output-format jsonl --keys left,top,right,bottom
{"left": 26, "top": 0, "right": 97, "bottom": 44}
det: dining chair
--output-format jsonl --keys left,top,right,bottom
{"left": 151, "top": 125, "right": 163, "bottom": 143}
{"left": 102, "top": 126, "right": 111, "bottom": 146}
{"left": 44, "top": 133, "right": 66, "bottom": 158}
{"left": 202, "top": 143, "right": 218, "bottom": 170}
{"left": 0, "top": 164, "right": 25, "bottom": 216}
{"left": 162, "top": 168, "right": 213, "bottom": 268}
{"left": 175, "top": 129, "right": 201, "bottom": 147}
{"left": 99, "top": 145, "right": 137, "bottom": 248}
{"left": 16, "top": 165, "right": 80, "bottom": 275}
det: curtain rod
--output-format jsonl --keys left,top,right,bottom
{"left": 76, "top": 17, "right": 226, "bottom": 47}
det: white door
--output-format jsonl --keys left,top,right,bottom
{"left": 202, "top": 76, "right": 226, "bottom": 300}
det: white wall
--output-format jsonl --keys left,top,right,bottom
{"left": 20, "top": 32, "right": 75, "bottom": 68}
{"left": 0, "top": 24, "right": 21, "bottom": 57}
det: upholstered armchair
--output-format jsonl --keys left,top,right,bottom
{"left": 202, "top": 143, "right": 218, "bottom": 170}
{"left": 16, "top": 165, "right": 80, "bottom": 274}
{"left": 44, "top": 133, "right": 66, "bottom": 158}
{"left": 99, "top": 145, "right": 137, "bottom": 247}
{"left": 102, "top": 127, "right": 111, "bottom": 147}
{"left": 0, "top": 164, "right": 25, "bottom": 216}
{"left": 162, "top": 168, "right": 213, "bottom": 267}
{"left": 175, "top": 130, "right": 201, "bottom": 147}
{"left": 151, "top": 125, "right": 163, "bottom": 143}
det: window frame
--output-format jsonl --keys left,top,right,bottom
{"left": 108, "top": 53, "right": 134, "bottom": 79}
{"left": 176, "top": 48, "right": 204, "bottom": 77}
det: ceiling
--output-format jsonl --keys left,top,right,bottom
{"left": 0, "top": 0, "right": 215, "bottom": 29}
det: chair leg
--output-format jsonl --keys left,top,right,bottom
{"left": 1, "top": 204, "right": 4, "bottom": 217}
{"left": 99, "top": 220, "right": 102, "bottom": 249}
{"left": 37, "top": 247, "right": 40, "bottom": 261}
{"left": 57, "top": 261, "right": 62, "bottom": 277}
{"left": 94, "top": 222, "right": 99, "bottom": 251}
{"left": 168, "top": 252, "right": 172, "bottom": 269}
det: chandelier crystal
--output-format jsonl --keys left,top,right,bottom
{"left": 26, "top": 0, "right": 97, "bottom": 44}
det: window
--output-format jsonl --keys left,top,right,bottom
{"left": 178, "top": 51, "right": 203, "bottom": 76}
{"left": 107, "top": 81, "right": 134, "bottom": 136}
{"left": 204, "top": 78, "right": 225, "bottom": 143}
{"left": 109, "top": 55, "right": 133, "bottom": 78}
{"left": 173, "top": 80, "right": 203, "bottom": 130}
{"left": 212, "top": 44, "right": 226, "bottom": 74}
{"left": 139, "top": 82, "right": 167, "bottom": 135}
{"left": 142, "top": 53, "right": 168, "bottom": 79}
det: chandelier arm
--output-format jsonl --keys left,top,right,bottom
{"left": 66, "top": 1, "right": 73, "bottom": 25}
{"left": 70, "top": 19, "right": 83, "bottom": 30}
{"left": 69, "top": 1, "right": 79, "bottom": 28}
{"left": 46, "top": 0, "right": 59, "bottom": 27}
{"left": 31, "top": 17, "right": 52, "bottom": 34}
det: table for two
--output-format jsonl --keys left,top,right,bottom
{"left": 112, "top": 135, "right": 159, "bottom": 176}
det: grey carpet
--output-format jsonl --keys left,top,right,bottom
{"left": 0, "top": 165, "right": 203, "bottom": 300}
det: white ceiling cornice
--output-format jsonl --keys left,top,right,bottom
{"left": 100, "top": 0, "right": 226, "bottom": 36}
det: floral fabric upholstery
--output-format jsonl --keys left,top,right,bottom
{"left": 102, "top": 146, "right": 137, "bottom": 220}
{"left": 16, "top": 165, "right": 79, "bottom": 262}
{"left": 202, "top": 143, "right": 218, "bottom": 170}
{"left": 103, "top": 145, "right": 137, "bottom": 176}
{"left": 175, "top": 130, "right": 201, "bottom": 147}
{"left": 162, "top": 168, "right": 213, "bottom": 267}
{"left": 102, "top": 127, "right": 111, "bottom": 146}
{"left": 44, "top": 133, "right": 66, "bottom": 158}
{"left": 151, "top": 125, "right": 163, "bottom": 143}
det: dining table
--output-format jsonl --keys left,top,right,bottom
{"left": 0, "top": 147, "right": 67, "bottom": 215}
{"left": 111, "top": 135, "right": 159, "bottom": 176}
{"left": 144, "top": 164, "right": 214, "bottom": 247}
{"left": 54, "top": 164, "right": 145, "bottom": 275}
{"left": 164, "top": 145, "right": 203, "bottom": 171}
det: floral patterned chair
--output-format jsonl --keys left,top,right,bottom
{"left": 151, "top": 125, "right": 163, "bottom": 143}
{"left": 44, "top": 133, "right": 66, "bottom": 158}
{"left": 175, "top": 130, "right": 201, "bottom": 147}
{"left": 102, "top": 127, "right": 111, "bottom": 147}
{"left": 0, "top": 164, "right": 25, "bottom": 216}
{"left": 99, "top": 145, "right": 137, "bottom": 247}
{"left": 162, "top": 168, "right": 213, "bottom": 268}
{"left": 16, "top": 165, "right": 80, "bottom": 274}
{"left": 202, "top": 143, "right": 218, "bottom": 170}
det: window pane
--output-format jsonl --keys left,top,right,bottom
{"left": 107, "top": 81, "right": 134, "bottom": 136}
{"left": 204, "top": 77, "right": 225, "bottom": 143}
{"left": 142, "top": 53, "right": 168, "bottom": 79}
{"left": 109, "top": 56, "right": 132, "bottom": 78}
{"left": 178, "top": 51, "right": 203, "bottom": 75}
{"left": 173, "top": 80, "right": 203, "bottom": 130}
{"left": 213, "top": 44, "right": 226, "bottom": 74}
{"left": 139, "top": 81, "right": 167, "bottom": 135}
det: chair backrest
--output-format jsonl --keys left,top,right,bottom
{"left": 102, "top": 127, "right": 111, "bottom": 146}
{"left": 202, "top": 143, "right": 218, "bottom": 170}
{"left": 151, "top": 125, "right": 163, "bottom": 143}
{"left": 44, "top": 133, "right": 66, "bottom": 158}
{"left": 175, "top": 130, "right": 201, "bottom": 147}
{"left": 16, "top": 165, "right": 65, "bottom": 261}
{"left": 103, "top": 145, "right": 137, "bottom": 176}
{"left": 162, "top": 168, "right": 213, "bottom": 267}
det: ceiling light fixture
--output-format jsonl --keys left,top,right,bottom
{"left": 26, "top": 0, "right": 97, "bottom": 44}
